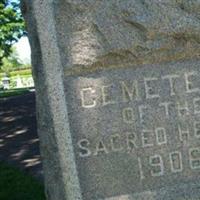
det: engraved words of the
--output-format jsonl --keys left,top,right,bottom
{"left": 76, "top": 69, "right": 200, "bottom": 180}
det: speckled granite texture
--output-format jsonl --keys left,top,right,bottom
{"left": 22, "top": 0, "right": 200, "bottom": 200}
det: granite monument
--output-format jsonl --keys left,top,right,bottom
{"left": 22, "top": 0, "right": 200, "bottom": 199}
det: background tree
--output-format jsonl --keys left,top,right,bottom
{"left": 1, "top": 47, "right": 23, "bottom": 75}
{"left": 0, "top": 0, "right": 26, "bottom": 65}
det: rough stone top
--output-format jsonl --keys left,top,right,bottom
{"left": 52, "top": 0, "right": 200, "bottom": 73}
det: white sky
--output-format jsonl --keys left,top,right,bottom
{"left": 13, "top": 36, "right": 31, "bottom": 64}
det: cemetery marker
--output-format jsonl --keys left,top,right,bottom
{"left": 22, "top": 0, "right": 200, "bottom": 200}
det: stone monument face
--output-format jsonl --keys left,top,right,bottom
{"left": 65, "top": 60, "right": 200, "bottom": 200}
{"left": 22, "top": 0, "right": 200, "bottom": 200}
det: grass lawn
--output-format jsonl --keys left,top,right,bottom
{"left": 0, "top": 162, "right": 46, "bottom": 200}
{"left": 0, "top": 88, "right": 30, "bottom": 98}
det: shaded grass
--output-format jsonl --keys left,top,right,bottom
{"left": 0, "top": 162, "right": 46, "bottom": 200}
{"left": 0, "top": 88, "right": 30, "bottom": 98}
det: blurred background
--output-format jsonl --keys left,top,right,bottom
{"left": 0, "top": 1, "right": 46, "bottom": 200}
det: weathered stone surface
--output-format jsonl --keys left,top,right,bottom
{"left": 53, "top": 0, "right": 200, "bottom": 72}
{"left": 22, "top": 0, "right": 200, "bottom": 200}
{"left": 65, "top": 59, "right": 200, "bottom": 200}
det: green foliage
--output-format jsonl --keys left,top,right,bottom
{"left": 0, "top": 72, "right": 5, "bottom": 78}
{"left": 0, "top": 47, "right": 23, "bottom": 75}
{"left": 0, "top": 0, "right": 26, "bottom": 65}
{"left": 1, "top": 57, "right": 13, "bottom": 75}
{"left": 0, "top": 68, "right": 31, "bottom": 79}
{"left": 10, "top": 68, "right": 32, "bottom": 77}
{"left": 0, "top": 162, "right": 46, "bottom": 200}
